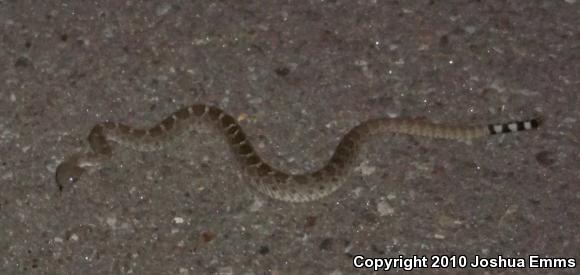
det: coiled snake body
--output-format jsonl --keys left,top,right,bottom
{"left": 56, "top": 104, "right": 539, "bottom": 202}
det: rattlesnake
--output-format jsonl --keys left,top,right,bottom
{"left": 56, "top": 104, "right": 540, "bottom": 202}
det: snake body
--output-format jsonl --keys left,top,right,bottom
{"left": 56, "top": 104, "right": 539, "bottom": 202}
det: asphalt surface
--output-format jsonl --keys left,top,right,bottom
{"left": 1, "top": 1, "right": 579, "bottom": 274}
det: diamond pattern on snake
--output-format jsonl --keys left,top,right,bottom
{"left": 56, "top": 104, "right": 540, "bottom": 202}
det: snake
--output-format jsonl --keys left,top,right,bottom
{"left": 55, "top": 104, "right": 540, "bottom": 202}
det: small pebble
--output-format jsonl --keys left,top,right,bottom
{"left": 377, "top": 201, "right": 394, "bottom": 216}
{"left": 535, "top": 151, "right": 556, "bottom": 167}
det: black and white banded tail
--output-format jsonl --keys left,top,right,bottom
{"left": 487, "top": 118, "right": 541, "bottom": 135}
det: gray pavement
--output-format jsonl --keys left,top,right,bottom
{"left": 1, "top": 1, "right": 579, "bottom": 274}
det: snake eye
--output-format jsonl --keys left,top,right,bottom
{"left": 66, "top": 174, "right": 79, "bottom": 184}
{"left": 55, "top": 161, "right": 85, "bottom": 191}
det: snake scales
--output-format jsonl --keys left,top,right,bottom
{"left": 56, "top": 104, "right": 539, "bottom": 202}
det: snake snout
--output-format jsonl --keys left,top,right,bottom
{"left": 55, "top": 160, "right": 85, "bottom": 191}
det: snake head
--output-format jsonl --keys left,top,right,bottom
{"left": 55, "top": 159, "right": 86, "bottom": 191}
